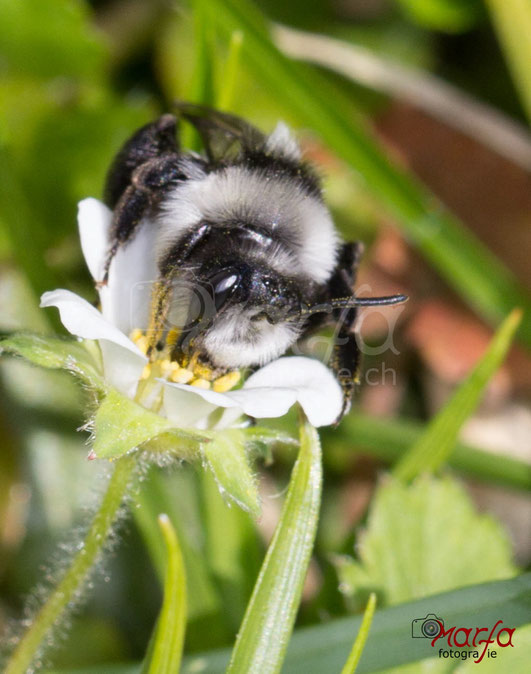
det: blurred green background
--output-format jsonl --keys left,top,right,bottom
{"left": 0, "top": 0, "right": 530, "bottom": 671}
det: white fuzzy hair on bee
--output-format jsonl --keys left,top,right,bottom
{"left": 102, "top": 103, "right": 407, "bottom": 420}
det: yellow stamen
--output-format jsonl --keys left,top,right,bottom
{"left": 213, "top": 371, "right": 241, "bottom": 392}
{"left": 190, "top": 378, "right": 211, "bottom": 389}
{"left": 169, "top": 365, "right": 194, "bottom": 384}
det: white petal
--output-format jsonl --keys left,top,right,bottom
{"left": 77, "top": 197, "right": 159, "bottom": 335}
{"left": 243, "top": 356, "right": 343, "bottom": 426}
{"left": 99, "top": 341, "right": 147, "bottom": 398}
{"left": 162, "top": 383, "right": 220, "bottom": 429}
{"left": 160, "top": 356, "right": 342, "bottom": 427}
{"left": 78, "top": 198, "right": 112, "bottom": 283}
{"left": 40, "top": 289, "right": 147, "bottom": 395}
{"left": 102, "top": 219, "right": 159, "bottom": 335}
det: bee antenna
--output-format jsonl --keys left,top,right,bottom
{"left": 335, "top": 294, "right": 409, "bottom": 308}
{"left": 292, "top": 293, "right": 408, "bottom": 319}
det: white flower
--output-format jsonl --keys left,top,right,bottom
{"left": 40, "top": 198, "right": 343, "bottom": 428}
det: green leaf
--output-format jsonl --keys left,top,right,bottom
{"left": 335, "top": 475, "right": 517, "bottom": 608}
{"left": 341, "top": 593, "right": 377, "bottom": 674}
{"left": 1, "top": 332, "right": 104, "bottom": 392}
{"left": 201, "top": 428, "right": 260, "bottom": 517}
{"left": 92, "top": 388, "right": 208, "bottom": 460}
{"left": 141, "top": 514, "right": 187, "bottom": 674}
{"left": 205, "top": 0, "right": 531, "bottom": 349}
{"left": 324, "top": 412, "right": 531, "bottom": 492}
{"left": 180, "top": 573, "right": 531, "bottom": 674}
{"left": 227, "top": 415, "right": 322, "bottom": 674}
{"left": 487, "top": 0, "right": 531, "bottom": 123}
{"left": 394, "top": 308, "right": 522, "bottom": 481}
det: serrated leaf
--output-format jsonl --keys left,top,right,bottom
{"left": 227, "top": 415, "right": 322, "bottom": 674}
{"left": 1, "top": 332, "right": 105, "bottom": 392}
{"left": 394, "top": 308, "right": 522, "bottom": 481}
{"left": 141, "top": 514, "right": 186, "bottom": 674}
{"left": 92, "top": 388, "right": 208, "bottom": 460}
{"left": 202, "top": 429, "right": 260, "bottom": 517}
{"left": 335, "top": 475, "right": 517, "bottom": 608}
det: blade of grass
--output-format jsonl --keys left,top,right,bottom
{"left": 217, "top": 30, "right": 244, "bottom": 110}
{"left": 324, "top": 412, "right": 531, "bottom": 492}
{"left": 141, "top": 514, "right": 187, "bottom": 674}
{"left": 205, "top": 0, "right": 531, "bottom": 348}
{"left": 179, "top": 573, "right": 531, "bottom": 674}
{"left": 394, "top": 308, "right": 522, "bottom": 481}
{"left": 182, "top": 0, "right": 216, "bottom": 149}
{"left": 486, "top": 0, "right": 531, "bottom": 123}
{"left": 47, "top": 574, "right": 531, "bottom": 674}
{"left": 340, "top": 593, "right": 377, "bottom": 674}
{"left": 227, "top": 413, "right": 322, "bottom": 674}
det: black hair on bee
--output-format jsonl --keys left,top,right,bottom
{"left": 102, "top": 103, "right": 407, "bottom": 419}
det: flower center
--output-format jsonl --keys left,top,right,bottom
{"left": 129, "top": 329, "right": 241, "bottom": 393}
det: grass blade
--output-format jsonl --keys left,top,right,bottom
{"left": 48, "top": 574, "right": 531, "bottom": 674}
{"left": 205, "top": 0, "right": 531, "bottom": 348}
{"left": 217, "top": 30, "right": 244, "bottom": 110}
{"left": 227, "top": 414, "right": 322, "bottom": 674}
{"left": 340, "top": 593, "right": 377, "bottom": 674}
{"left": 394, "top": 308, "right": 522, "bottom": 481}
{"left": 141, "top": 514, "right": 187, "bottom": 674}
{"left": 324, "top": 412, "right": 531, "bottom": 492}
{"left": 487, "top": 0, "right": 531, "bottom": 123}
{"left": 179, "top": 573, "right": 531, "bottom": 674}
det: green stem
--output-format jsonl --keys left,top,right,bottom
{"left": 5, "top": 454, "right": 137, "bottom": 674}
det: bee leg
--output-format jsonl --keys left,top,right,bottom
{"left": 146, "top": 273, "right": 176, "bottom": 358}
{"left": 105, "top": 114, "right": 179, "bottom": 209}
{"left": 328, "top": 242, "right": 364, "bottom": 421}
{"left": 102, "top": 153, "right": 188, "bottom": 283}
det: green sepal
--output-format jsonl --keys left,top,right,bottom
{"left": 92, "top": 388, "right": 210, "bottom": 460}
{"left": 0, "top": 332, "right": 105, "bottom": 393}
{"left": 202, "top": 429, "right": 260, "bottom": 518}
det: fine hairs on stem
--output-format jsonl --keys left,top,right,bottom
{"left": 4, "top": 454, "right": 138, "bottom": 674}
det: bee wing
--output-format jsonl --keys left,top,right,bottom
{"left": 174, "top": 102, "right": 266, "bottom": 162}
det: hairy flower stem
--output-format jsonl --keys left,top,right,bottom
{"left": 5, "top": 454, "right": 138, "bottom": 674}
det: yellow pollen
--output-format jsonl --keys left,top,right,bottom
{"left": 190, "top": 378, "right": 211, "bottom": 389}
{"left": 170, "top": 365, "right": 194, "bottom": 384}
{"left": 213, "top": 371, "right": 241, "bottom": 392}
{"left": 166, "top": 328, "right": 180, "bottom": 346}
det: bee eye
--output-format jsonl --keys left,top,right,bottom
{"left": 210, "top": 270, "right": 240, "bottom": 311}
{"left": 215, "top": 274, "right": 238, "bottom": 295}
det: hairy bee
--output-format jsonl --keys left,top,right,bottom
{"left": 103, "top": 104, "right": 406, "bottom": 418}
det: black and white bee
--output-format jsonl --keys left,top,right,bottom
{"left": 103, "top": 104, "right": 406, "bottom": 419}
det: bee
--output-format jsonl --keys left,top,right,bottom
{"left": 103, "top": 104, "right": 406, "bottom": 419}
